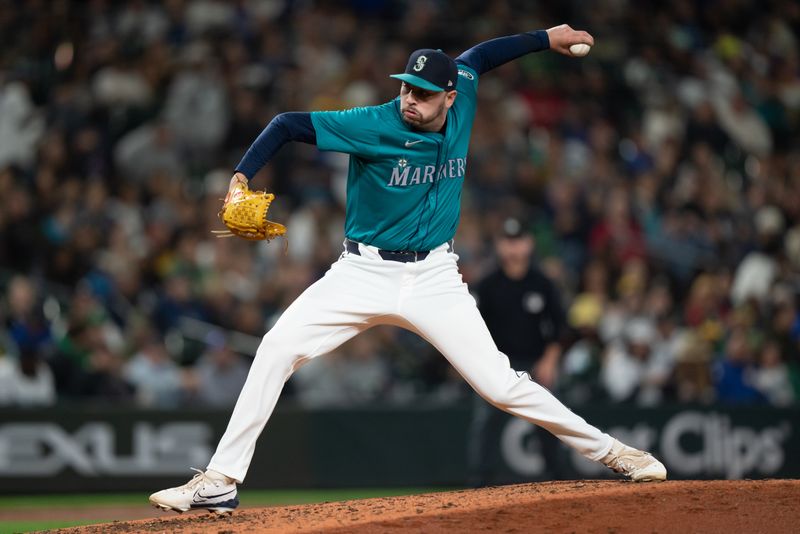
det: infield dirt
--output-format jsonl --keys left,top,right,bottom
{"left": 48, "top": 479, "right": 799, "bottom": 533}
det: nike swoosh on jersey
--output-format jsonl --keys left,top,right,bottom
{"left": 193, "top": 488, "right": 236, "bottom": 503}
{"left": 404, "top": 139, "right": 424, "bottom": 147}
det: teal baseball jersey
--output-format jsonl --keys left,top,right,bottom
{"left": 310, "top": 64, "right": 479, "bottom": 251}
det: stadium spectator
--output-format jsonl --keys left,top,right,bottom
{"left": 601, "top": 317, "right": 668, "bottom": 405}
{"left": 187, "top": 330, "right": 250, "bottom": 407}
{"left": 124, "top": 337, "right": 185, "bottom": 408}
{"left": 292, "top": 329, "right": 392, "bottom": 408}
{"left": 714, "top": 328, "right": 768, "bottom": 405}
{"left": 753, "top": 339, "right": 795, "bottom": 406}
{"left": 0, "top": 346, "right": 56, "bottom": 407}
{"left": 0, "top": 81, "right": 45, "bottom": 171}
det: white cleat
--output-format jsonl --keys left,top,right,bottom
{"left": 149, "top": 468, "right": 239, "bottom": 515}
{"left": 601, "top": 439, "right": 668, "bottom": 482}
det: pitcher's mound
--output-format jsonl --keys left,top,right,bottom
{"left": 57, "top": 479, "right": 799, "bottom": 533}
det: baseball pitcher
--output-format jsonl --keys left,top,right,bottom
{"left": 150, "top": 24, "right": 666, "bottom": 515}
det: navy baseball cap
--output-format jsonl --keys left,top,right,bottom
{"left": 500, "top": 217, "right": 527, "bottom": 239}
{"left": 390, "top": 49, "right": 457, "bottom": 92}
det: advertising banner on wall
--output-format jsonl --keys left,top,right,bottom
{"left": 491, "top": 406, "right": 797, "bottom": 483}
{"left": 0, "top": 405, "right": 796, "bottom": 493}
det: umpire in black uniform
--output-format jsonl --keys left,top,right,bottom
{"left": 467, "top": 216, "right": 567, "bottom": 486}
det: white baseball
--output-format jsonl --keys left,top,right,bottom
{"left": 569, "top": 43, "right": 591, "bottom": 57}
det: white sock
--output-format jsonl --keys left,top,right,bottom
{"left": 206, "top": 469, "right": 235, "bottom": 485}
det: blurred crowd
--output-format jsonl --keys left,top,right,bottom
{"left": 1, "top": 0, "right": 799, "bottom": 409}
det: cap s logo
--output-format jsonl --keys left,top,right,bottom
{"left": 413, "top": 55, "right": 427, "bottom": 72}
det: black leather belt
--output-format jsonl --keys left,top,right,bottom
{"left": 345, "top": 239, "right": 442, "bottom": 263}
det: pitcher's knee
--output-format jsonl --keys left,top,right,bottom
{"left": 475, "top": 381, "right": 516, "bottom": 409}
{"left": 254, "top": 336, "right": 303, "bottom": 373}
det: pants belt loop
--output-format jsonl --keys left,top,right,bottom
{"left": 345, "top": 239, "right": 361, "bottom": 256}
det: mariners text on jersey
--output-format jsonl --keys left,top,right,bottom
{"left": 388, "top": 157, "right": 467, "bottom": 187}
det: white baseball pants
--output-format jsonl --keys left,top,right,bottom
{"left": 207, "top": 242, "right": 613, "bottom": 482}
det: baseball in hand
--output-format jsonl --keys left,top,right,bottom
{"left": 569, "top": 43, "right": 591, "bottom": 57}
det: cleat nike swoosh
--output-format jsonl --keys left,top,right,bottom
{"left": 193, "top": 488, "right": 236, "bottom": 503}
{"left": 404, "top": 140, "right": 423, "bottom": 147}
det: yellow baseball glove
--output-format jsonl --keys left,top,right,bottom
{"left": 213, "top": 182, "right": 287, "bottom": 241}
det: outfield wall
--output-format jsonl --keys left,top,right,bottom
{"left": 0, "top": 404, "right": 797, "bottom": 493}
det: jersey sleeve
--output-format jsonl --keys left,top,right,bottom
{"left": 453, "top": 64, "right": 479, "bottom": 121}
{"left": 310, "top": 106, "right": 380, "bottom": 159}
{"left": 455, "top": 31, "right": 549, "bottom": 76}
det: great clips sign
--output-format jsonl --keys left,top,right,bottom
{"left": 500, "top": 408, "right": 797, "bottom": 480}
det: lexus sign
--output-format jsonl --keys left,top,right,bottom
{"left": 0, "top": 422, "right": 213, "bottom": 476}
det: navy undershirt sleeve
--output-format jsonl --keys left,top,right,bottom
{"left": 235, "top": 112, "right": 317, "bottom": 179}
{"left": 456, "top": 30, "right": 550, "bottom": 75}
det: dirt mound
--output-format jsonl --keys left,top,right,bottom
{"left": 53, "top": 479, "right": 799, "bottom": 534}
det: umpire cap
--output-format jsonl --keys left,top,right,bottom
{"left": 390, "top": 49, "right": 457, "bottom": 92}
{"left": 500, "top": 217, "right": 527, "bottom": 239}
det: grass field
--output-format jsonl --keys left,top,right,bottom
{"left": 0, "top": 487, "right": 450, "bottom": 533}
